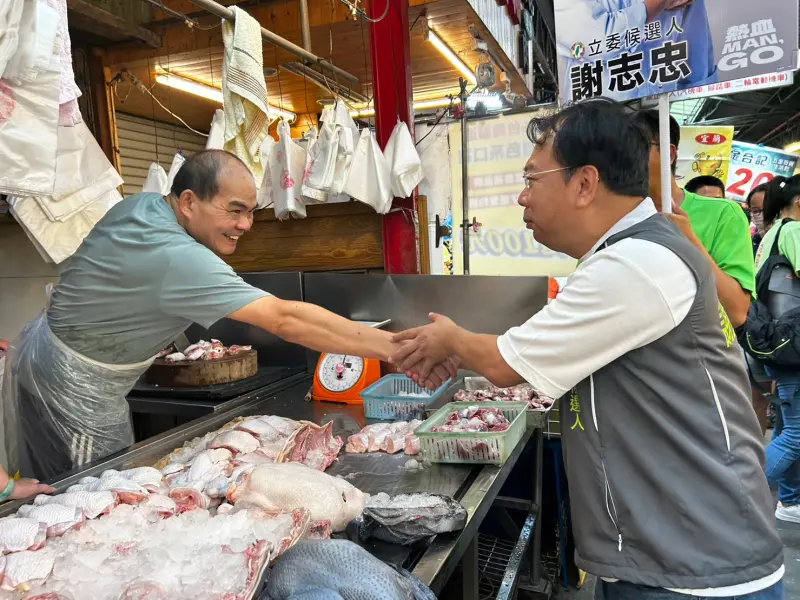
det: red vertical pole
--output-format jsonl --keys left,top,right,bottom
{"left": 369, "top": 0, "right": 419, "bottom": 274}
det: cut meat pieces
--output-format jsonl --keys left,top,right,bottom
{"left": 346, "top": 420, "right": 422, "bottom": 455}
{"left": 0, "top": 517, "right": 47, "bottom": 553}
{"left": 284, "top": 422, "right": 343, "bottom": 471}
{"left": 208, "top": 431, "right": 260, "bottom": 456}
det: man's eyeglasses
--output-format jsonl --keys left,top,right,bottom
{"left": 523, "top": 166, "right": 574, "bottom": 189}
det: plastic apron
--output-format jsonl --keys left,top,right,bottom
{"left": 1, "top": 312, "right": 154, "bottom": 480}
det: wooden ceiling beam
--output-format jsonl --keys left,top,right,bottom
{"left": 67, "top": 0, "right": 162, "bottom": 47}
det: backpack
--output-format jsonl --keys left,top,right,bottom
{"left": 739, "top": 219, "right": 800, "bottom": 369}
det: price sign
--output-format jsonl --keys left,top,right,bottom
{"left": 725, "top": 141, "right": 798, "bottom": 202}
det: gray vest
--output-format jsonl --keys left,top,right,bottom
{"left": 561, "top": 214, "right": 783, "bottom": 589}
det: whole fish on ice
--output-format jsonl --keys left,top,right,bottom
{"left": 0, "top": 517, "right": 46, "bottom": 552}
{"left": 229, "top": 463, "right": 365, "bottom": 532}
{"left": 266, "top": 540, "right": 435, "bottom": 600}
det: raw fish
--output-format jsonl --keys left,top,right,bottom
{"left": 259, "top": 416, "right": 301, "bottom": 437}
{"left": 140, "top": 495, "right": 177, "bottom": 519}
{"left": 229, "top": 463, "right": 365, "bottom": 532}
{"left": 236, "top": 419, "right": 281, "bottom": 443}
{"left": 121, "top": 467, "right": 164, "bottom": 491}
{"left": 0, "top": 517, "right": 46, "bottom": 553}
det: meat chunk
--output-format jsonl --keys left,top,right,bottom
{"left": 209, "top": 430, "right": 260, "bottom": 456}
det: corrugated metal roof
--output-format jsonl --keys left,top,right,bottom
{"left": 116, "top": 112, "right": 206, "bottom": 196}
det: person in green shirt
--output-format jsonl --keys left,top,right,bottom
{"left": 634, "top": 110, "right": 755, "bottom": 328}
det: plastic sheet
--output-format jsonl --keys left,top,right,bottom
{"left": 357, "top": 493, "right": 467, "bottom": 545}
{"left": 142, "top": 163, "right": 168, "bottom": 194}
{"left": 343, "top": 128, "right": 392, "bottom": 214}
{"left": 205, "top": 109, "right": 226, "bottom": 150}
{"left": 1, "top": 313, "right": 154, "bottom": 479}
{"left": 384, "top": 120, "right": 425, "bottom": 199}
{"left": 271, "top": 119, "right": 306, "bottom": 221}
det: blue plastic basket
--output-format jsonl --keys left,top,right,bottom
{"left": 360, "top": 374, "right": 451, "bottom": 420}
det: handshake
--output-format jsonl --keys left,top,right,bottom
{"left": 388, "top": 313, "right": 462, "bottom": 390}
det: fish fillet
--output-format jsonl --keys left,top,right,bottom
{"left": 0, "top": 517, "right": 46, "bottom": 552}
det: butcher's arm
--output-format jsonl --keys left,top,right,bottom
{"left": 229, "top": 296, "right": 394, "bottom": 361}
{"left": 448, "top": 330, "right": 523, "bottom": 388}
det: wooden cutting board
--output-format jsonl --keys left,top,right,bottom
{"left": 144, "top": 350, "right": 258, "bottom": 388}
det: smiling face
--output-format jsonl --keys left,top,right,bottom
{"left": 178, "top": 159, "right": 257, "bottom": 256}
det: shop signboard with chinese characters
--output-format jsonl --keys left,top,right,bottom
{"left": 725, "top": 141, "right": 799, "bottom": 202}
{"left": 553, "top": 0, "right": 798, "bottom": 103}
{"left": 448, "top": 111, "right": 578, "bottom": 277}
{"left": 675, "top": 126, "right": 734, "bottom": 189}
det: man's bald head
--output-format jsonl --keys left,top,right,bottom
{"left": 170, "top": 149, "right": 253, "bottom": 201}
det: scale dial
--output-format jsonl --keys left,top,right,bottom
{"left": 317, "top": 354, "right": 365, "bottom": 393}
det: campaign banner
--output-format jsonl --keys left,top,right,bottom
{"left": 725, "top": 141, "right": 799, "bottom": 202}
{"left": 644, "top": 71, "right": 793, "bottom": 104}
{"left": 447, "top": 111, "right": 578, "bottom": 277}
{"left": 675, "top": 126, "right": 734, "bottom": 189}
{"left": 554, "top": 0, "right": 798, "bottom": 103}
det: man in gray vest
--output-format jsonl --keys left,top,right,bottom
{"left": 391, "top": 99, "right": 784, "bottom": 599}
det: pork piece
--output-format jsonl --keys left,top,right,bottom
{"left": 204, "top": 347, "right": 225, "bottom": 360}
{"left": 120, "top": 467, "right": 164, "bottom": 491}
{"left": 205, "top": 464, "right": 254, "bottom": 499}
{"left": 304, "top": 521, "right": 332, "bottom": 540}
{"left": 163, "top": 352, "right": 186, "bottom": 363}
{"left": 184, "top": 346, "right": 206, "bottom": 361}
{"left": 16, "top": 505, "right": 84, "bottom": 538}
{"left": 154, "top": 347, "right": 174, "bottom": 359}
{"left": 210, "top": 339, "right": 224, "bottom": 350}
{"left": 229, "top": 463, "right": 366, "bottom": 532}
{"left": 285, "top": 422, "right": 343, "bottom": 471}
{"left": 431, "top": 407, "right": 509, "bottom": 433}
{"left": 209, "top": 430, "right": 259, "bottom": 456}
{"left": 260, "top": 416, "right": 301, "bottom": 437}
{"left": 345, "top": 433, "right": 369, "bottom": 454}
{"left": 2, "top": 550, "right": 54, "bottom": 591}
{"left": 236, "top": 419, "right": 281, "bottom": 443}
{"left": 380, "top": 420, "right": 423, "bottom": 454}
{"left": 0, "top": 518, "right": 46, "bottom": 553}
{"left": 33, "top": 491, "right": 116, "bottom": 520}
{"left": 404, "top": 434, "right": 420, "bottom": 456}
{"left": 226, "top": 345, "right": 252, "bottom": 356}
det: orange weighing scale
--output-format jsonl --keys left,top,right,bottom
{"left": 311, "top": 320, "right": 391, "bottom": 404}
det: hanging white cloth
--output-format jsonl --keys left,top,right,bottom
{"left": 166, "top": 153, "right": 185, "bottom": 193}
{"left": 343, "top": 128, "right": 393, "bottom": 214}
{"left": 221, "top": 5, "right": 270, "bottom": 182}
{"left": 0, "top": 0, "right": 24, "bottom": 78}
{"left": 384, "top": 120, "right": 425, "bottom": 198}
{"left": 300, "top": 127, "right": 327, "bottom": 205}
{"left": 3, "top": 0, "right": 37, "bottom": 82}
{"left": 142, "top": 163, "right": 169, "bottom": 195}
{"left": 256, "top": 134, "right": 275, "bottom": 209}
{"left": 0, "top": 38, "right": 60, "bottom": 197}
{"left": 271, "top": 119, "right": 307, "bottom": 220}
{"left": 205, "top": 109, "right": 226, "bottom": 150}
{"left": 9, "top": 188, "right": 123, "bottom": 265}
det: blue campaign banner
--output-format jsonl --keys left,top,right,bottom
{"left": 725, "top": 141, "right": 799, "bottom": 202}
{"left": 553, "top": 0, "right": 799, "bottom": 103}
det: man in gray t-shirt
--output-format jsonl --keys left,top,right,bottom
{"left": 5, "top": 150, "right": 452, "bottom": 480}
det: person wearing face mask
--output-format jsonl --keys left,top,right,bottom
{"left": 1, "top": 150, "right": 456, "bottom": 482}
{"left": 752, "top": 175, "right": 800, "bottom": 525}
{"left": 748, "top": 183, "right": 770, "bottom": 255}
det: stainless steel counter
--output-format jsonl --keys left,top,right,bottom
{"left": 0, "top": 374, "right": 533, "bottom": 597}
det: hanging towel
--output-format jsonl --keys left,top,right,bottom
{"left": 0, "top": 0, "right": 24, "bottom": 78}
{"left": 221, "top": 5, "right": 270, "bottom": 183}
{"left": 206, "top": 109, "right": 226, "bottom": 150}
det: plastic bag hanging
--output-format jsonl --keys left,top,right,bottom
{"left": 271, "top": 119, "right": 307, "bottom": 220}
{"left": 329, "top": 100, "right": 358, "bottom": 195}
{"left": 305, "top": 119, "right": 339, "bottom": 193}
{"left": 142, "top": 163, "right": 168, "bottom": 194}
{"left": 300, "top": 128, "right": 327, "bottom": 204}
{"left": 206, "top": 109, "right": 226, "bottom": 150}
{"left": 385, "top": 120, "right": 425, "bottom": 198}
{"left": 343, "top": 128, "right": 393, "bottom": 214}
{"left": 256, "top": 134, "right": 275, "bottom": 209}
{"left": 165, "top": 152, "right": 185, "bottom": 194}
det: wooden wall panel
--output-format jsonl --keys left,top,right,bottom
{"left": 225, "top": 202, "right": 384, "bottom": 272}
